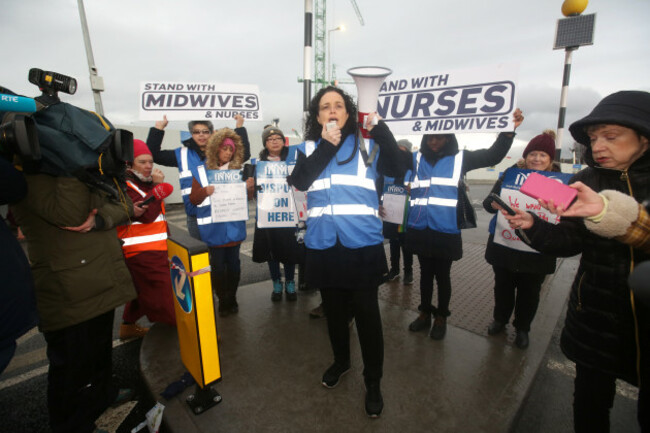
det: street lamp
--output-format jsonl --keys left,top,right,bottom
{"left": 553, "top": 0, "right": 595, "bottom": 162}
{"left": 327, "top": 25, "right": 344, "bottom": 84}
{"left": 77, "top": 0, "right": 105, "bottom": 115}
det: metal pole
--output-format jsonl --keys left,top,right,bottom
{"left": 77, "top": 0, "right": 104, "bottom": 115}
{"left": 327, "top": 27, "right": 340, "bottom": 85}
{"left": 555, "top": 46, "right": 577, "bottom": 162}
{"left": 303, "top": 0, "right": 313, "bottom": 113}
{"left": 327, "top": 30, "right": 331, "bottom": 84}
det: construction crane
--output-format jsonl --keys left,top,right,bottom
{"left": 313, "top": 0, "right": 364, "bottom": 90}
{"left": 349, "top": 0, "right": 365, "bottom": 26}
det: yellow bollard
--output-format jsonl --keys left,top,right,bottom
{"left": 167, "top": 225, "right": 222, "bottom": 413}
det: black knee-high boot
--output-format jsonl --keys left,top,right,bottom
{"left": 225, "top": 270, "right": 241, "bottom": 314}
{"left": 212, "top": 271, "right": 229, "bottom": 316}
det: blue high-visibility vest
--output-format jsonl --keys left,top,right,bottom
{"left": 194, "top": 165, "right": 247, "bottom": 247}
{"left": 407, "top": 151, "right": 464, "bottom": 234}
{"left": 175, "top": 147, "right": 202, "bottom": 217}
{"left": 297, "top": 134, "right": 383, "bottom": 250}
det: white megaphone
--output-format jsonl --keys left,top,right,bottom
{"left": 347, "top": 66, "right": 392, "bottom": 138}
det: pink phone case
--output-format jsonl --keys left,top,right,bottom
{"left": 519, "top": 172, "right": 577, "bottom": 209}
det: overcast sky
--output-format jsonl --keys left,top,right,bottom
{"left": 2, "top": 0, "right": 649, "bottom": 157}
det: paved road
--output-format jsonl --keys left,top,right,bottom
{"left": 1, "top": 184, "right": 640, "bottom": 433}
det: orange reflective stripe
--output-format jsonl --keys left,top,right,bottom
{"left": 122, "top": 240, "right": 168, "bottom": 258}
{"left": 118, "top": 220, "right": 168, "bottom": 238}
{"left": 118, "top": 181, "right": 169, "bottom": 256}
{"left": 126, "top": 180, "right": 147, "bottom": 197}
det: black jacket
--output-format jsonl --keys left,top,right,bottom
{"left": 0, "top": 159, "right": 38, "bottom": 368}
{"left": 251, "top": 148, "right": 304, "bottom": 265}
{"left": 287, "top": 121, "right": 406, "bottom": 191}
{"left": 405, "top": 132, "right": 515, "bottom": 260}
{"left": 483, "top": 161, "right": 560, "bottom": 274}
{"left": 522, "top": 151, "right": 650, "bottom": 385}
{"left": 146, "top": 127, "right": 251, "bottom": 168}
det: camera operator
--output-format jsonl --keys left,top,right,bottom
{"left": 11, "top": 162, "right": 137, "bottom": 432}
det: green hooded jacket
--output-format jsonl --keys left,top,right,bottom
{"left": 12, "top": 174, "right": 136, "bottom": 332}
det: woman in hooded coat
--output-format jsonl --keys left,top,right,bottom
{"left": 503, "top": 91, "right": 650, "bottom": 433}
{"left": 189, "top": 128, "right": 254, "bottom": 316}
{"left": 405, "top": 109, "right": 523, "bottom": 340}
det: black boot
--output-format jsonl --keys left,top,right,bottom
{"left": 429, "top": 315, "right": 447, "bottom": 340}
{"left": 514, "top": 329, "right": 529, "bottom": 349}
{"left": 225, "top": 270, "right": 241, "bottom": 314}
{"left": 211, "top": 271, "right": 229, "bottom": 316}
{"left": 298, "top": 264, "right": 311, "bottom": 291}
{"left": 408, "top": 312, "right": 431, "bottom": 332}
{"left": 364, "top": 379, "right": 383, "bottom": 418}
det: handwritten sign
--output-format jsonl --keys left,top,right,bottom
{"left": 206, "top": 169, "right": 248, "bottom": 223}
{"left": 139, "top": 81, "right": 263, "bottom": 121}
{"left": 382, "top": 183, "right": 407, "bottom": 225}
{"left": 256, "top": 161, "right": 303, "bottom": 228}
{"left": 494, "top": 168, "right": 573, "bottom": 252}
{"left": 377, "top": 64, "right": 518, "bottom": 135}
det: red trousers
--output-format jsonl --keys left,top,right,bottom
{"left": 122, "top": 250, "right": 176, "bottom": 325}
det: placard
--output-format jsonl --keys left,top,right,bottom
{"left": 139, "top": 81, "right": 263, "bottom": 121}
{"left": 206, "top": 169, "right": 248, "bottom": 223}
{"left": 494, "top": 168, "right": 573, "bottom": 252}
{"left": 382, "top": 184, "right": 407, "bottom": 225}
{"left": 377, "top": 64, "right": 518, "bottom": 135}
{"left": 256, "top": 161, "right": 300, "bottom": 228}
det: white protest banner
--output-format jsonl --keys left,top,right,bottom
{"left": 381, "top": 184, "right": 407, "bottom": 225}
{"left": 139, "top": 81, "right": 263, "bottom": 122}
{"left": 256, "top": 161, "right": 300, "bottom": 228}
{"left": 377, "top": 64, "right": 518, "bottom": 135}
{"left": 206, "top": 169, "right": 248, "bottom": 223}
{"left": 493, "top": 169, "right": 572, "bottom": 253}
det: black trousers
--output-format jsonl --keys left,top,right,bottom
{"left": 389, "top": 233, "right": 413, "bottom": 272}
{"left": 417, "top": 255, "right": 453, "bottom": 317}
{"left": 320, "top": 286, "right": 383, "bottom": 382}
{"left": 491, "top": 266, "right": 545, "bottom": 332}
{"left": 574, "top": 363, "right": 648, "bottom": 433}
{"left": 43, "top": 310, "right": 117, "bottom": 433}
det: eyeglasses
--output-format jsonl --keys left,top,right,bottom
{"left": 192, "top": 129, "right": 211, "bottom": 135}
{"left": 266, "top": 137, "right": 284, "bottom": 143}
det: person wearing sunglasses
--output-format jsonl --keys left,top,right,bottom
{"left": 146, "top": 114, "right": 250, "bottom": 239}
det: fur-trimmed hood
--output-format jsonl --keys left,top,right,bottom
{"left": 205, "top": 128, "right": 245, "bottom": 169}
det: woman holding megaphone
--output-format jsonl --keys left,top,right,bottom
{"left": 288, "top": 86, "right": 409, "bottom": 418}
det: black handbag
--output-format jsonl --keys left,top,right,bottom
{"left": 457, "top": 179, "right": 477, "bottom": 229}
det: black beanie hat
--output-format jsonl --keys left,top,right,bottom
{"left": 569, "top": 91, "right": 650, "bottom": 146}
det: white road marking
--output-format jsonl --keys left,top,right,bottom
{"left": 0, "top": 339, "right": 131, "bottom": 390}
{"left": 545, "top": 358, "right": 639, "bottom": 400}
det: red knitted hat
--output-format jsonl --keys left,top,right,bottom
{"left": 133, "top": 139, "right": 152, "bottom": 159}
{"left": 522, "top": 131, "right": 556, "bottom": 159}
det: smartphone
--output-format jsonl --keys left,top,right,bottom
{"left": 140, "top": 195, "right": 155, "bottom": 206}
{"left": 520, "top": 172, "right": 577, "bottom": 209}
{"left": 488, "top": 193, "right": 517, "bottom": 215}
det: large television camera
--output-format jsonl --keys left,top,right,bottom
{"left": 0, "top": 68, "right": 133, "bottom": 198}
